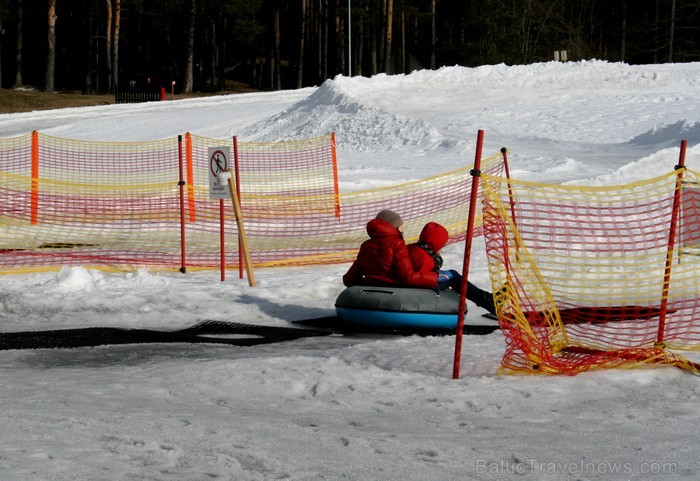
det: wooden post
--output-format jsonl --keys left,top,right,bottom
{"left": 226, "top": 169, "right": 255, "bottom": 287}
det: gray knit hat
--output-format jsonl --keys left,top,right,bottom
{"left": 375, "top": 209, "right": 404, "bottom": 228}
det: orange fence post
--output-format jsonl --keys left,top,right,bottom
{"left": 453, "top": 129, "right": 485, "bottom": 379}
{"left": 30, "top": 131, "right": 39, "bottom": 225}
{"left": 331, "top": 132, "right": 341, "bottom": 218}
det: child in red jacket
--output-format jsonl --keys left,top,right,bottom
{"left": 407, "top": 221, "right": 496, "bottom": 315}
{"left": 343, "top": 212, "right": 496, "bottom": 315}
{"left": 343, "top": 210, "right": 436, "bottom": 288}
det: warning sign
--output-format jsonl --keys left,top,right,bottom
{"left": 208, "top": 146, "right": 231, "bottom": 199}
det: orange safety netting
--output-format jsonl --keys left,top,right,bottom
{"left": 480, "top": 163, "right": 700, "bottom": 375}
{"left": 0, "top": 132, "right": 503, "bottom": 273}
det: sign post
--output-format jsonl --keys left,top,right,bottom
{"left": 207, "top": 146, "right": 255, "bottom": 286}
{"left": 209, "top": 147, "right": 230, "bottom": 281}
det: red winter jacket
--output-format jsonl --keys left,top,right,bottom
{"left": 343, "top": 219, "right": 437, "bottom": 288}
{"left": 407, "top": 222, "right": 450, "bottom": 275}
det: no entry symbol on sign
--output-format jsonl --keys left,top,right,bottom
{"left": 210, "top": 149, "right": 229, "bottom": 176}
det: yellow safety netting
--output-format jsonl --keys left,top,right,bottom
{"left": 480, "top": 168, "right": 700, "bottom": 375}
{"left": 0, "top": 131, "right": 504, "bottom": 273}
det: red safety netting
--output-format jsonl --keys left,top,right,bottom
{"left": 480, "top": 159, "right": 700, "bottom": 375}
{"left": 0, "top": 131, "right": 504, "bottom": 273}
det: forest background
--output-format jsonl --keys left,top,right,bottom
{"left": 0, "top": 0, "right": 698, "bottom": 97}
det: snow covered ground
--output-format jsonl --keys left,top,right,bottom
{"left": 1, "top": 60, "right": 699, "bottom": 480}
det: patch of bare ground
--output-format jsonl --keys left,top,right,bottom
{"left": 0, "top": 81, "right": 259, "bottom": 114}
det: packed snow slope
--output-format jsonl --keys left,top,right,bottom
{"left": 0, "top": 60, "right": 699, "bottom": 481}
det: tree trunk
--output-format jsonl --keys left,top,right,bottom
{"left": 209, "top": 17, "right": 217, "bottom": 89}
{"left": 183, "top": 0, "right": 196, "bottom": 93}
{"left": 653, "top": 0, "right": 659, "bottom": 63}
{"left": 297, "top": 0, "right": 307, "bottom": 87}
{"left": 336, "top": 3, "right": 345, "bottom": 76}
{"left": 14, "top": 0, "right": 23, "bottom": 87}
{"left": 273, "top": 1, "right": 282, "bottom": 89}
{"left": 314, "top": 0, "right": 321, "bottom": 82}
{"left": 430, "top": 0, "right": 436, "bottom": 69}
{"left": 83, "top": 13, "right": 94, "bottom": 94}
{"left": 112, "top": 0, "right": 121, "bottom": 92}
{"left": 219, "top": 14, "right": 226, "bottom": 91}
{"left": 44, "top": 0, "right": 57, "bottom": 93}
{"left": 521, "top": 0, "right": 533, "bottom": 61}
{"left": 105, "top": 0, "right": 113, "bottom": 92}
{"left": 620, "top": 0, "right": 626, "bottom": 62}
{"left": 379, "top": 0, "right": 386, "bottom": 69}
{"left": 668, "top": 0, "right": 676, "bottom": 62}
{"left": 321, "top": 0, "right": 328, "bottom": 80}
{"left": 399, "top": 0, "right": 405, "bottom": 73}
{"left": 384, "top": 0, "right": 393, "bottom": 73}
{"left": 370, "top": 0, "right": 377, "bottom": 74}
{"left": 356, "top": 0, "right": 363, "bottom": 76}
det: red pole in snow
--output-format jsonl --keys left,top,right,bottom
{"left": 177, "top": 135, "right": 187, "bottom": 273}
{"left": 657, "top": 140, "right": 687, "bottom": 344}
{"left": 233, "top": 136, "right": 244, "bottom": 279}
{"left": 220, "top": 199, "right": 226, "bottom": 282}
{"left": 453, "top": 129, "right": 485, "bottom": 379}
{"left": 30, "top": 131, "right": 39, "bottom": 225}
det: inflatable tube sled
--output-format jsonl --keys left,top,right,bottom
{"left": 335, "top": 285, "right": 463, "bottom": 330}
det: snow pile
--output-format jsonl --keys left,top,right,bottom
{"left": 241, "top": 77, "right": 442, "bottom": 152}
{"left": 629, "top": 119, "right": 700, "bottom": 146}
{"left": 0, "top": 61, "right": 699, "bottom": 480}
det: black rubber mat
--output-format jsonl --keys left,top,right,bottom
{"left": 0, "top": 316, "right": 501, "bottom": 351}
{"left": 0, "top": 320, "right": 330, "bottom": 351}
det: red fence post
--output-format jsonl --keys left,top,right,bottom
{"left": 657, "top": 140, "right": 688, "bottom": 344}
{"left": 220, "top": 199, "right": 226, "bottom": 281}
{"left": 453, "top": 129, "right": 485, "bottom": 379}
{"left": 233, "top": 136, "right": 244, "bottom": 279}
{"left": 30, "top": 131, "right": 39, "bottom": 225}
{"left": 177, "top": 135, "right": 187, "bottom": 273}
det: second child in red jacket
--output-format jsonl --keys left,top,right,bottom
{"left": 408, "top": 221, "right": 496, "bottom": 315}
